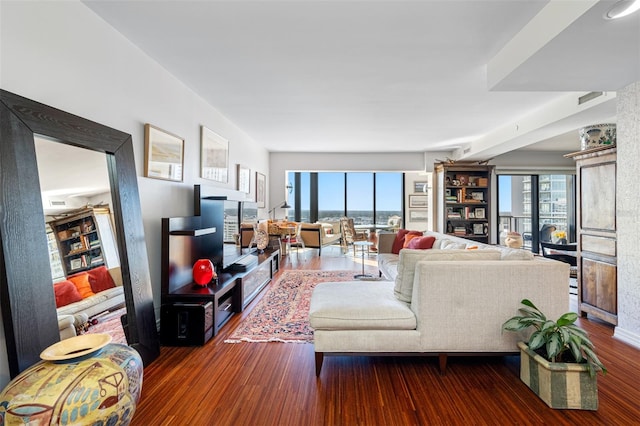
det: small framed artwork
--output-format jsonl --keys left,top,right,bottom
{"left": 201, "top": 126, "right": 228, "bottom": 183}
{"left": 475, "top": 208, "right": 485, "bottom": 219}
{"left": 473, "top": 223, "right": 485, "bottom": 235}
{"left": 409, "top": 195, "right": 428, "bottom": 208}
{"left": 144, "top": 124, "right": 184, "bottom": 182}
{"left": 256, "top": 172, "right": 266, "bottom": 208}
{"left": 413, "top": 181, "right": 428, "bottom": 194}
{"left": 471, "top": 191, "right": 484, "bottom": 201}
{"left": 237, "top": 164, "right": 250, "bottom": 193}
{"left": 70, "top": 258, "right": 82, "bottom": 270}
{"left": 409, "top": 210, "right": 428, "bottom": 222}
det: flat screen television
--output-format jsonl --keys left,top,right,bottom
{"left": 194, "top": 185, "right": 255, "bottom": 271}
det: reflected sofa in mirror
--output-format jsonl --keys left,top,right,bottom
{"left": 0, "top": 89, "right": 160, "bottom": 376}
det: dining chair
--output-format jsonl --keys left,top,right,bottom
{"left": 282, "top": 222, "right": 305, "bottom": 255}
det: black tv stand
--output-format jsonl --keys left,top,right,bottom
{"left": 227, "top": 254, "right": 259, "bottom": 272}
{"left": 160, "top": 249, "right": 279, "bottom": 346}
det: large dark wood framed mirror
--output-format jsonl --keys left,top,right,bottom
{"left": 0, "top": 89, "right": 160, "bottom": 376}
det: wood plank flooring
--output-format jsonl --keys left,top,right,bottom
{"left": 132, "top": 246, "right": 640, "bottom": 425}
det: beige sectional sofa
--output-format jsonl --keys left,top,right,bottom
{"left": 309, "top": 231, "right": 569, "bottom": 375}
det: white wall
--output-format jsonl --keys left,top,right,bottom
{"left": 0, "top": 1, "right": 269, "bottom": 386}
{"left": 404, "top": 172, "right": 432, "bottom": 232}
{"left": 615, "top": 81, "right": 640, "bottom": 348}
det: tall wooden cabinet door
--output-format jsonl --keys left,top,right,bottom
{"left": 568, "top": 146, "right": 617, "bottom": 325}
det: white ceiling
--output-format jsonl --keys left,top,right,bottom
{"left": 83, "top": 0, "right": 638, "bottom": 156}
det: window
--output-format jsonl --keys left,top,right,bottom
{"left": 288, "top": 172, "right": 403, "bottom": 225}
{"left": 318, "top": 173, "right": 345, "bottom": 222}
{"left": 375, "top": 173, "right": 402, "bottom": 226}
{"left": 346, "top": 173, "right": 373, "bottom": 225}
{"left": 498, "top": 174, "right": 575, "bottom": 252}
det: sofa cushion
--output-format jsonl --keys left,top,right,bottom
{"left": 439, "top": 239, "right": 468, "bottom": 250}
{"left": 68, "top": 272, "right": 96, "bottom": 299}
{"left": 392, "top": 230, "right": 423, "bottom": 254}
{"left": 394, "top": 249, "right": 502, "bottom": 302}
{"left": 406, "top": 235, "right": 436, "bottom": 250}
{"left": 499, "top": 247, "right": 535, "bottom": 260}
{"left": 378, "top": 253, "right": 400, "bottom": 281}
{"left": 86, "top": 266, "right": 116, "bottom": 293}
{"left": 53, "top": 280, "right": 83, "bottom": 308}
{"left": 310, "top": 281, "right": 416, "bottom": 330}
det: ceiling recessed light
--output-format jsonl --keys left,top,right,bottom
{"left": 605, "top": 0, "right": 640, "bottom": 19}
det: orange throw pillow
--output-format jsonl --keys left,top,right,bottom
{"left": 68, "top": 272, "right": 96, "bottom": 299}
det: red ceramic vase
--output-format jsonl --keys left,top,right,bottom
{"left": 192, "top": 259, "right": 214, "bottom": 286}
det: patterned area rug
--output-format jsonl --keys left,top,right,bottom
{"left": 225, "top": 270, "right": 357, "bottom": 343}
{"left": 82, "top": 307, "right": 127, "bottom": 345}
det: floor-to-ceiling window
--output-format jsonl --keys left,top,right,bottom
{"left": 318, "top": 172, "right": 345, "bottom": 222}
{"left": 498, "top": 173, "right": 575, "bottom": 252}
{"left": 346, "top": 172, "right": 374, "bottom": 225}
{"left": 375, "top": 173, "right": 403, "bottom": 226}
{"left": 287, "top": 171, "right": 403, "bottom": 225}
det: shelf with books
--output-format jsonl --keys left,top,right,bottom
{"left": 49, "top": 207, "right": 120, "bottom": 277}
{"left": 436, "top": 164, "right": 494, "bottom": 244}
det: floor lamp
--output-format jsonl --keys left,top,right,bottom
{"left": 269, "top": 201, "right": 291, "bottom": 220}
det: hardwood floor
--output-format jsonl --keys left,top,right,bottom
{"left": 132, "top": 246, "right": 640, "bottom": 425}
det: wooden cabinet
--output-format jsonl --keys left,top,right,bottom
{"left": 567, "top": 146, "right": 617, "bottom": 325}
{"left": 434, "top": 164, "right": 494, "bottom": 244}
{"left": 49, "top": 207, "right": 120, "bottom": 276}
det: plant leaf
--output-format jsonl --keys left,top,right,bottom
{"left": 556, "top": 312, "right": 578, "bottom": 326}
{"left": 528, "top": 331, "right": 545, "bottom": 350}
{"left": 547, "top": 333, "right": 562, "bottom": 360}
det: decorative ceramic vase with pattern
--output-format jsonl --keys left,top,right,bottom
{"left": 579, "top": 123, "right": 616, "bottom": 150}
{"left": 0, "top": 334, "right": 143, "bottom": 425}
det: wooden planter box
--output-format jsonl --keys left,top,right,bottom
{"left": 518, "top": 342, "right": 598, "bottom": 410}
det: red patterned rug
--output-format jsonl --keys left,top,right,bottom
{"left": 225, "top": 270, "right": 358, "bottom": 343}
{"left": 82, "top": 307, "right": 127, "bottom": 345}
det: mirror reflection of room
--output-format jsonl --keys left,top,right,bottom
{"left": 34, "top": 137, "right": 127, "bottom": 345}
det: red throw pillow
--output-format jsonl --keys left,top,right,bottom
{"left": 87, "top": 266, "right": 116, "bottom": 293}
{"left": 68, "top": 272, "right": 96, "bottom": 299}
{"left": 53, "top": 280, "right": 83, "bottom": 308}
{"left": 391, "top": 229, "right": 410, "bottom": 254}
{"left": 407, "top": 235, "right": 436, "bottom": 250}
{"left": 391, "top": 230, "right": 423, "bottom": 254}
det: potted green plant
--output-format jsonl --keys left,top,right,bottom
{"left": 502, "top": 299, "right": 606, "bottom": 410}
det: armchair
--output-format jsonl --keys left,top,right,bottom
{"left": 339, "top": 217, "right": 369, "bottom": 256}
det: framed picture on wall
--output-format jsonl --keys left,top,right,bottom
{"left": 409, "top": 195, "right": 428, "bottom": 208}
{"left": 237, "top": 164, "right": 250, "bottom": 193}
{"left": 256, "top": 172, "right": 266, "bottom": 208}
{"left": 413, "top": 181, "right": 428, "bottom": 194}
{"left": 144, "top": 123, "right": 184, "bottom": 182}
{"left": 200, "top": 126, "right": 228, "bottom": 183}
{"left": 409, "top": 210, "right": 428, "bottom": 222}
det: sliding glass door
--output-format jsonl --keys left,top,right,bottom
{"left": 497, "top": 174, "right": 575, "bottom": 253}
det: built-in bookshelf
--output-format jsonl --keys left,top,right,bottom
{"left": 49, "top": 207, "right": 120, "bottom": 276}
{"left": 435, "top": 164, "right": 494, "bottom": 243}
